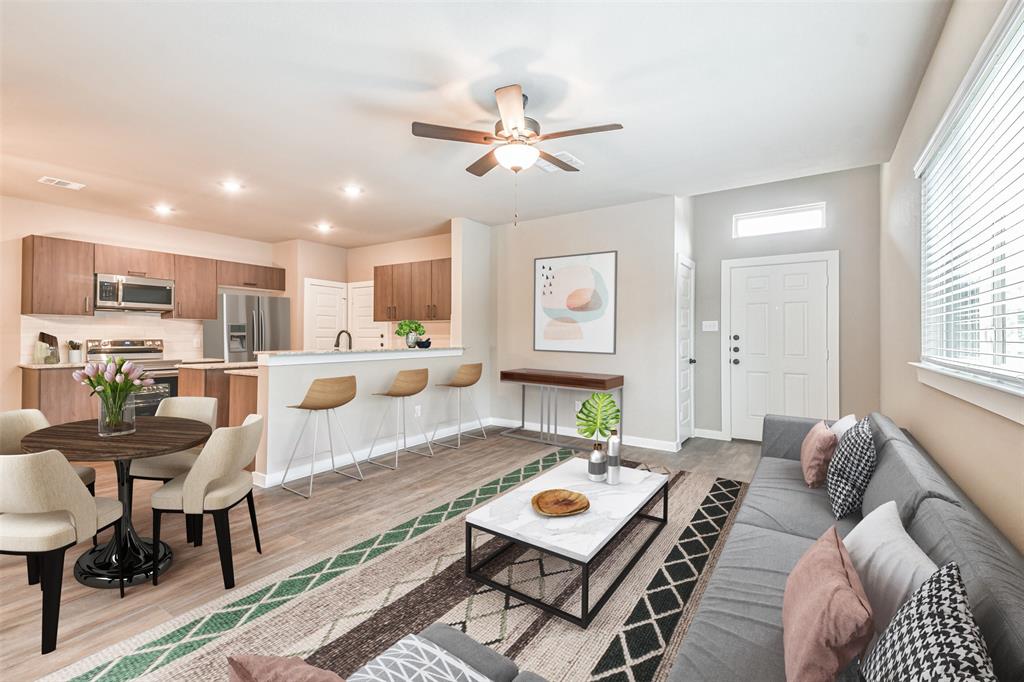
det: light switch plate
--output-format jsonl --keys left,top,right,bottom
{"left": 702, "top": 321, "right": 719, "bottom": 332}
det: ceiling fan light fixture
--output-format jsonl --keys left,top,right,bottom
{"left": 494, "top": 142, "right": 540, "bottom": 172}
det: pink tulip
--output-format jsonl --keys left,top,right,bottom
{"left": 72, "top": 370, "right": 84, "bottom": 382}
{"left": 115, "top": 373, "right": 125, "bottom": 383}
{"left": 128, "top": 366, "right": 144, "bottom": 380}
{"left": 122, "top": 361, "right": 134, "bottom": 374}
{"left": 133, "top": 379, "right": 142, "bottom": 386}
{"left": 142, "top": 378, "right": 155, "bottom": 386}
{"left": 106, "top": 361, "right": 116, "bottom": 375}
{"left": 84, "top": 363, "right": 98, "bottom": 377}
{"left": 95, "top": 385, "right": 105, "bottom": 392}
{"left": 104, "top": 370, "right": 115, "bottom": 382}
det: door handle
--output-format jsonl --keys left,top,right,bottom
{"left": 688, "top": 358, "right": 696, "bottom": 364}
{"left": 732, "top": 359, "right": 740, "bottom": 365}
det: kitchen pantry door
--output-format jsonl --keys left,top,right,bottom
{"left": 349, "top": 281, "right": 388, "bottom": 350}
{"left": 303, "top": 279, "right": 347, "bottom": 351}
{"left": 724, "top": 252, "right": 838, "bottom": 441}
{"left": 677, "top": 257, "right": 695, "bottom": 446}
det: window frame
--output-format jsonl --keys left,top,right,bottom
{"left": 731, "top": 202, "right": 827, "bottom": 239}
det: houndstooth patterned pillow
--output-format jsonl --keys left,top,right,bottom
{"left": 826, "top": 416, "right": 876, "bottom": 518}
{"left": 861, "top": 562, "right": 996, "bottom": 682}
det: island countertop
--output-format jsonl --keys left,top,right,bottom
{"left": 257, "top": 346, "right": 464, "bottom": 366}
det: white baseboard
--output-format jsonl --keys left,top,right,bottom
{"left": 694, "top": 428, "right": 730, "bottom": 441}
{"left": 488, "top": 417, "right": 678, "bottom": 453}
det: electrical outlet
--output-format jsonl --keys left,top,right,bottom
{"left": 574, "top": 400, "right": 583, "bottom": 413}
{"left": 414, "top": 404, "right": 422, "bottom": 417}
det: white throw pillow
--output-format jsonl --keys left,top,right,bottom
{"left": 844, "top": 501, "right": 937, "bottom": 634}
{"left": 829, "top": 414, "right": 858, "bottom": 439}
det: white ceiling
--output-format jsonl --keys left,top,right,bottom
{"left": 1, "top": 1, "right": 950, "bottom": 247}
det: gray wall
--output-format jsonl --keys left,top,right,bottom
{"left": 692, "top": 165, "right": 881, "bottom": 432}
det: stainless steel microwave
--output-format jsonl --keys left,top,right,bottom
{"left": 95, "top": 273, "right": 175, "bottom": 312}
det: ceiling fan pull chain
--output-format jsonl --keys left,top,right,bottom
{"left": 513, "top": 172, "right": 519, "bottom": 228}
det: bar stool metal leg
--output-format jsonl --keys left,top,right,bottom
{"left": 367, "top": 400, "right": 398, "bottom": 470}
{"left": 404, "top": 396, "right": 434, "bottom": 458}
{"left": 464, "top": 387, "right": 488, "bottom": 441}
{"left": 282, "top": 410, "right": 317, "bottom": 498}
{"left": 329, "top": 409, "right": 364, "bottom": 481}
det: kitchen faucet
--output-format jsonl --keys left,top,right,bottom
{"left": 334, "top": 329, "right": 352, "bottom": 350}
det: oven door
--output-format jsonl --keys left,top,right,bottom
{"left": 134, "top": 372, "right": 178, "bottom": 416}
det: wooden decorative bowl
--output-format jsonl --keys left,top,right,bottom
{"left": 531, "top": 489, "right": 590, "bottom": 517}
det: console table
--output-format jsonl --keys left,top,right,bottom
{"left": 499, "top": 368, "right": 624, "bottom": 450}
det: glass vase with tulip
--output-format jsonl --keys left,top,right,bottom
{"left": 73, "top": 359, "right": 154, "bottom": 437}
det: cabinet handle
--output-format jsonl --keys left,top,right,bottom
{"left": 243, "top": 282, "right": 258, "bottom": 287}
{"left": 432, "top": 304, "right": 437, "bottom": 318}
{"left": 128, "top": 270, "right": 146, "bottom": 277}
{"left": 426, "top": 304, "right": 430, "bottom": 318}
{"left": 84, "top": 296, "right": 90, "bottom": 313}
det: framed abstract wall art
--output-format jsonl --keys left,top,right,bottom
{"left": 534, "top": 250, "right": 617, "bottom": 354}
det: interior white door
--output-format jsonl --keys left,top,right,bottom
{"left": 304, "top": 281, "right": 347, "bottom": 351}
{"left": 677, "top": 259, "right": 695, "bottom": 445}
{"left": 349, "top": 283, "right": 388, "bottom": 350}
{"left": 729, "top": 261, "right": 829, "bottom": 440}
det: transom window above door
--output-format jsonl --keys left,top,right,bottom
{"left": 732, "top": 202, "right": 827, "bottom": 239}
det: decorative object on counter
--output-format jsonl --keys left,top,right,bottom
{"left": 531, "top": 488, "right": 590, "bottom": 517}
{"left": 415, "top": 338, "right": 432, "bottom": 349}
{"left": 67, "top": 340, "right": 83, "bottom": 364}
{"left": 37, "top": 332, "right": 60, "bottom": 364}
{"left": 535, "top": 251, "right": 617, "bottom": 354}
{"left": 607, "top": 429, "right": 621, "bottom": 485}
{"left": 588, "top": 442, "right": 607, "bottom": 482}
{"left": 396, "top": 319, "right": 426, "bottom": 348}
{"left": 73, "top": 359, "right": 154, "bottom": 436}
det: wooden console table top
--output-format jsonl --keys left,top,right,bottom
{"left": 499, "top": 368, "right": 624, "bottom": 391}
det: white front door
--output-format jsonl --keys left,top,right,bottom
{"left": 304, "top": 280, "right": 347, "bottom": 351}
{"left": 677, "top": 258, "right": 695, "bottom": 445}
{"left": 349, "top": 282, "right": 388, "bottom": 350}
{"left": 729, "top": 260, "right": 830, "bottom": 440}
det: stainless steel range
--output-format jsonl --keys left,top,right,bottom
{"left": 85, "top": 339, "right": 181, "bottom": 416}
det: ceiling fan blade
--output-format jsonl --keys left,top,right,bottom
{"left": 494, "top": 84, "right": 526, "bottom": 136}
{"left": 411, "top": 122, "right": 496, "bottom": 145}
{"left": 466, "top": 150, "right": 499, "bottom": 176}
{"left": 537, "top": 123, "right": 623, "bottom": 142}
{"left": 538, "top": 150, "right": 579, "bottom": 172}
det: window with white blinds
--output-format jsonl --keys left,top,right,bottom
{"left": 917, "top": 2, "right": 1024, "bottom": 389}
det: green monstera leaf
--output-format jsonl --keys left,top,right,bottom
{"left": 576, "top": 392, "right": 621, "bottom": 440}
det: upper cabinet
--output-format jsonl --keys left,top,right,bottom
{"left": 373, "top": 257, "right": 451, "bottom": 322}
{"left": 95, "top": 244, "right": 175, "bottom": 280}
{"left": 174, "top": 255, "right": 219, "bottom": 319}
{"left": 216, "top": 261, "right": 286, "bottom": 291}
{"left": 22, "top": 235, "right": 95, "bottom": 316}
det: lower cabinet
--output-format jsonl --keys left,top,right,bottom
{"left": 22, "top": 368, "right": 100, "bottom": 424}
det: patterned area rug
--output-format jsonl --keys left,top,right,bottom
{"left": 50, "top": 451, "right": 746, "bottom": 682}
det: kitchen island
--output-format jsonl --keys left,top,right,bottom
{"left": 252, "top": 346, "right": 481, "bottom": 488}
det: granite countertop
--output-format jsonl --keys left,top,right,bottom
{"left": 178, "top": 361, "right": 259, "bottom": 370}
{"left": 259, "top": 346, "right": 464, "bottom": 357}
{"left": 20, "top": 357, "right": 235, "bottom": 370}
{"left": 225, "top": 368, "right": 259, "bottom": 377}
{"left": 19, "top": 362, "right": 87, "bottom": 370}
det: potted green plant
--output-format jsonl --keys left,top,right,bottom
{"left": 577, "top": 393, "right": 621, "bottom": 483}
{"left": 396, "top": 319, "right": 426, "bottom": 348}
{"left": 67, "top": 340, "right": 83, "bottom": 364}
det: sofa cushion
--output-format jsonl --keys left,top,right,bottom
{"left": 861, "top": 439, "right": 962, "bottom": 526}
{"left": 669, "top": 523, "right": 813, "bottom": 681}
{"left": 737, "top": 457, "right": 859, "bottom": 539}
{"left": 419, "top": 623, "right": 519, "bottom": 682}
{"left": 349, "top": 633, "right": 489, "bottom": 682}
{"left": 866, "top": 412, "right": 909, "bottom": 453}
{"left": 909, "top": 499, "right": 1024, "bottom": 681}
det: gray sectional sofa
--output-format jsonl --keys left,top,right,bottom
{"left": 670, "top": 412, "right": 1024, "bottom": 681}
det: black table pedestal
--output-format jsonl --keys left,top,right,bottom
{"left": 74, "top": 459, "right": 173, "bottom": 588}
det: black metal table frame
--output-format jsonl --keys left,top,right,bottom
{"left": 464, "top": 480, "right": 668, "bottom": 628}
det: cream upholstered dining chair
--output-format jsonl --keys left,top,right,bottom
{"left": 151, "top": 414, "right": 264, "bottom": 590}
{"left": 0, "top": 449, "right": 124, "bottom": 654}
{"left": 1, "top": 409, "right": 97, "bottom": 495}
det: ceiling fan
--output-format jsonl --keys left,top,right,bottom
{"left": 411, "top": 84, "right": 623, "bottom": 176}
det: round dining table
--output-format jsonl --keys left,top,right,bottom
{"left": 21, "top": 416, "right": 212, "bottom": 589}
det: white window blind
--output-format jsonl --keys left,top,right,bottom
{"left": 917, "top": 1, "right": 1024, "bottom": 388}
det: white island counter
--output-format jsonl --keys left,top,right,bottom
{"left": 252, "top": 346, "right": 484, "bottom": 487}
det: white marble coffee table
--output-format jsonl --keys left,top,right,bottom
{"left": 465, "top": 458, "right": 669, "bottom": 627}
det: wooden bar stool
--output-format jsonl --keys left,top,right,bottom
{"left": 366, "top": 368, "right": 434, "bottom": 470}
{"left": 431, "top": 363, "right": 487, "bottom": 449}
{"left": 281, "top": 376, "right": 363, "bottom": 499}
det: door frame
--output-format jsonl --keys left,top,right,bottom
{"left": 719, "top": 250, "right": 839, "bottom": 441}
{"left": 302, "top": 278, "right": 347, "bottom": 351}
{"left": 676, "top": 256, "right": 696, "bottom": 449}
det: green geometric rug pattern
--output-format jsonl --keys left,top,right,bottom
{"left": 70, "top": 449, "right": 575, "bottom": 682}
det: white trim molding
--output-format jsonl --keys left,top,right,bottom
{"left": 488, "top": 417, "right": 680, "bottom": 453}
{"left": 719, "top": 250, "right": 840, "bottom": 441}
{"left": 694, "top": 428, "right": 730, "bottom": 442}
{"left": 911, "top": 362, "right": 1024, "bottom": 426}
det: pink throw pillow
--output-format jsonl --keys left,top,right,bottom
{"left": 227, "top": 655, "right": 345, "bottom": 682}
{"left": 783, "top": 526, "right": 874, "bottom": 682}
{"left": 800, "top": 421, "right": 838, "bottom": 487}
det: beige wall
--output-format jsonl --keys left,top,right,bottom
{"left": 879, "top": 0, "right": 1023, "bottom": 551}
{"left": 345, "top": 232, "right": 451, "bottom": 282}
{"left": 0, "top": 195, "right": 279, "bottom": 410}
{"left": 272, "top": 239, "right": 348, "bottom": 350}
{"left": 691, "top": 166, "right": 882, "bottom": 433}
{"left": 492, "top": 197, "right": 684, "bottom": 448}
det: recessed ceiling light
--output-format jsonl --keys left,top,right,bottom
{"left": 315, "top": 222, "right": 333, "bottom": 233}
{"left": 220, "top": 179, "right": 244, "bottom": 193}
{"left": 153, "top": 203, "right": 174, "bottom": 217}
{"left": 342, "top": 184, "right": 363, "bottom": 198}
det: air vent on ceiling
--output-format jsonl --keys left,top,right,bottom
{"left": 37, "top": 176, "right": 86, "bottom": 190}
{"left": 536, "top": 151, "right": 585, "bottom": 174}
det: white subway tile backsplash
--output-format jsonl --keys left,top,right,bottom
{"left": 21, "top": 313, "right": 205, "bottom": 363}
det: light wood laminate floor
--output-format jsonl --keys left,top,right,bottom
{"left": 0, "top": 430, "right": 759, "bottom": 680}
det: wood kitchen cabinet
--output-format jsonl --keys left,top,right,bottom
{"left": 94, "top": 244, "right": 175, "bottom": 280}
{"left": 173, "top": 254, "right": 219, "bottom": 319}
{"left": 430, "top": 257, "right": 452, "bottom": 320}
{"left": 21, "top": 235, "right": 95, "bottom": 315}
{"left": 374, "top": 264, "right": 396, "bottom": 320}
{"left": 22, "top": 368, "right": 100, "bottom": 424}
{"left": 216, "top": 261, "right": 286, "bottom": 291}
{"left": 373, "top": 258, "right": 451, "bottom": 322}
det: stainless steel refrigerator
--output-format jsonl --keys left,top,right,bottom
{"left": 203, "top": 294, "right": 291, "bottom": 362}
